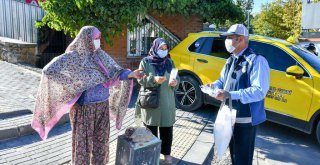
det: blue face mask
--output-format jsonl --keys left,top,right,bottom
{"left": 157, "top": 49, "right": 168, "bottom": 58}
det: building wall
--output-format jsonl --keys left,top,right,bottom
{"left": 302, "top": 0, "right": 320, "bottom": 29}
{"left": 103, "top": 14, "right": 203, "bottom": 70}
{"left": 0, "top": 37, "right": 37, "bottom": 65}
{"left": 0, "top": 0, "right": 45, "bottom": 43}
{"left": 104, "top": 30, "right": 131, "bottom": 68}
{"left": 149, "top": 13, "right": 203, "bottom": 40}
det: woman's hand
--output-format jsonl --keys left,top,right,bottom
{"left": 128, "top": 69, "right": 144, "bottom": 79}
{"left": 154, "top": 76, "right": 166, "bottom": 84}
{"left": 169, "top": 79, "right": 177, "bottom": 87}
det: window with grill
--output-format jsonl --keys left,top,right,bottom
{"left": 127, "top": 16, "right": 179, "bottom": 57}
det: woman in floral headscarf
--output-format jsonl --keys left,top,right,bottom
{"left": 31, "top": 26, "right": 142, "bottom": 165}
{"left": 136, "top": 38, "right": 179, "bottom": 164}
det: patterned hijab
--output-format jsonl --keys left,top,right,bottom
{"left": 31, "top": 26, "right": 133, "bottom": 140}
{"left": 147, "top": 38, "right": 173, "bottom": 76}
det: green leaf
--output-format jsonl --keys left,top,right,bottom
{"left": 38, "top": 0, "right": 244, "bottom": 44}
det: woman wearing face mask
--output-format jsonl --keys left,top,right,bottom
{"left": 31, "top": 26, "right": 143, "bottom": 165}
{"left": 135, "top": 38, "right": 179, "bottom": 164}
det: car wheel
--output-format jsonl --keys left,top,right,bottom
{"left": 175, "top": 75, "right": 203, "bottom": 111}
{"left": 316, "top": 120, "right": 320, "bottom": 145}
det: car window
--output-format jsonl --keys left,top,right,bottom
{"left": 289, "top": 45, "right": 320, "bottom": 74}
{"left": 189, "top": 37, "right": 230, "bottom": 59}
{"left": 189, "top": 37, "right": 210, "bottom": 53}
{"left": 211, "top": 37, "right": 230, "bottom": 59}
{"left": 249, "top": 41, "right": 297, "bottom": 72}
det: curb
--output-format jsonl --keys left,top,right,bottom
{"left": 0, "top": 109, "right": 32, "bottom": 119}
{"left": 0, "top": 113, "right": 70, "bottom": 141}
{"left": 179, "top": 119, "right": 214, "bottom": 165}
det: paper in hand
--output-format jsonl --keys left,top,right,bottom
{"left": 169, "top": 68, "right": 178, "bottom": 84}
{"left": 200, "top": 85, "right": 218, "bottom": 97}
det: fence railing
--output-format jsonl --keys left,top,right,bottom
{"left": 127, "top": 14, "right": 181, "bottom": 57}
{"left": 0, "top": 0, "right": 45, "bottom": 43}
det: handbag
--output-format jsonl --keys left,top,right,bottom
{"left": 138, "top": 86, "right": 160, "bottom": 109}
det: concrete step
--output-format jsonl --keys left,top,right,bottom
{"left": 0, "top": 107, "right": 137, "bottom": 141}
{"left": 0, "top": 113, "right": 70, "bottom": 141}
{"left": 0, "top": 109, "right": 32, "bottom": 120}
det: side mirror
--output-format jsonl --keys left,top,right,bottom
{"left": 286, "top": 65, "right": 304, "bottom": 79}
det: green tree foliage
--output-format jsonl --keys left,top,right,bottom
{"left": 236, "top": 0, "right": 254, "bottom": 11}
{"left": 236, "top": 0, "right": 254, "bottom": 32}
{"left": 37, "top": 0, "right": 244, "bottom": 44}
{"left": 252, "top": 0, "right": 301, "bottom": 40}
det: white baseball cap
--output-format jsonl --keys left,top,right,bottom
{"left": 220, "top": 24, "right": 249, "bottom": 37}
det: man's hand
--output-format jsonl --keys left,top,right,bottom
{"left": 128, "top": 69, "right": 145, "bottom": 79}
{"left": 214, "top": 89, "right": 231, "bottom": 101}
{"left": 169, "top": 79, "right": 177, "bottom": 87}
{"left": 205, "top": 83, "right": 213, "bottom": 88}
{"left": 154, "top": 76, "right": 166, "bottom": 84}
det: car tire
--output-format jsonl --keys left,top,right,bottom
{"left": 175, "top": 75, "right": 203, "bottom": 111}
{"left": 316, "top": 120, "right": 320, "bottom": 145}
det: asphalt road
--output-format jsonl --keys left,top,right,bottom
{"left": 202, "top": 105, "right": 320, "bottom": 165}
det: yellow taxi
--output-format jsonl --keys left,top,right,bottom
{"left": 170, "top": 31, "right": 320, "bottom": 144}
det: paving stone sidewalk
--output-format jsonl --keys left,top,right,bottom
{"left": 0, "top": 61, "right": 215, "bottom": 165}
{"left": 0, "top": 61, "right": 40, "bottom": 115}
{"left": 0, "top": 108, "right": 213, "bottom": 165}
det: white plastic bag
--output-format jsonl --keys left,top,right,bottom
{"left": 214, "top": 59, "right": 237, "bottom": 159}
{"left": 214, "top": 101, "right": 237, "bottom": 159}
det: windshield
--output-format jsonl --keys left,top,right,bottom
{"left": 288, "top": 45, "right": 320, "bottom": 74}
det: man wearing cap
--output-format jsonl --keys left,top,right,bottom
{"left": 210, "top": 24, "right": 270, "bottom": 165}
{"left": 307, "top": 43, "right": 318, "bottom": 56}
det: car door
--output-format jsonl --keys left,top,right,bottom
{"left": 250, "top": 41, "right": 313, "bottom": 123}
{"left": 189, "top": 37, "right": 230, "bottom": 85}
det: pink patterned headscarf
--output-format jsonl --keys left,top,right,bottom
{"left": 31, "top": 26, "right": 132, "bottom": 140}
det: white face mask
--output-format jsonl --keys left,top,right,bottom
{"left": 225, "top": 39, "right": 237, "bottom": 53}
{"left": 93, "top": 39, "right": 100, "bottom": 50}
{"left": 157, "top": 49, "right": 168, "bottom": 58}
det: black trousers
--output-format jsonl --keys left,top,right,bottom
{"left": 144, "top": 123, "right": 173, "bottom": 155}
{"left": 229, "top": 125, "right": 257, "bottom": 165}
